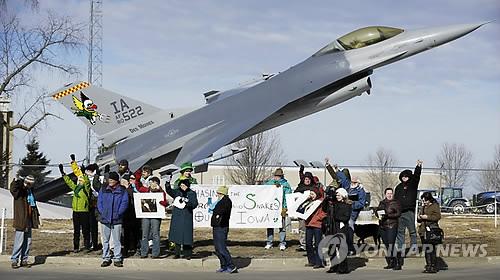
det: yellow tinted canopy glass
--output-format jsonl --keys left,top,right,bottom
{"left": 337, "top": 26, "right": 403, "bottom": 50}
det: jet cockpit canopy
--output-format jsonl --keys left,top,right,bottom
{"left": 313, "top": 26, "right": 404, "bottom": 56}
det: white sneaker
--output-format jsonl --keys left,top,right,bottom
{"left": 264, "top": 244, "right": 272, "bottom": 250}
{"left": 279, "top": 244, "right": 286, "bottom": 251}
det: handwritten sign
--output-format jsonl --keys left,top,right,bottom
{"left": 191, "top": 185, "right": 283, "bottom": 228}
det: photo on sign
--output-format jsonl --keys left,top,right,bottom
{"left": 141, "top": 199, "right": 157, "bottom": 212}
{"left": 133, "top": 192, "right": 166, "bottom": 219}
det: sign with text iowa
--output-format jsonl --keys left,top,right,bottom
{"left": 191, "top": 185, "right": 283, "bottom": 228}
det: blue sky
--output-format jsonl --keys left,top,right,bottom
{"left": 9, "top": 0, "right": 500, "bottom": 177}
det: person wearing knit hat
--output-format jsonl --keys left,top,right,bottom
{"left": 325, "top": 186, "right": 352, "bottom": 274}
{"left": 394, "top": 160, "right": 423, "bottom": 269}
{"left": 294, "top": 170, "right": 319, "bottom": 252}
{"left": 97, "top": 169, "right": 129, "bottom": 267}
{"left": 165, "top": 173, "right": 199, "bottom": 259}
{"left": 264, "top": 167, "right": 293, "bottom": 251}
{"left": 209, "top": 186, "right": 238, "bottom": 273}
{"left": 10, "top": 174, "right": 40, "bottom": 269}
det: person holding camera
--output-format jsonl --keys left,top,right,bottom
{"left": 264, "top": 168, "right": 292, "bottom": 251}
{"left": 165, "top": 178, "right": 199, "bottom": 259}
{"left": 326, "top": 188, "right": 352, "bottom": 274}
{"left": 10, "top": 175, "right": 39, "bottom": 269}
{"left": 418, "top": 191, "right": 442, "bottom": 273}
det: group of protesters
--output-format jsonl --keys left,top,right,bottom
{"left": 264, "top": 158, "right": 444, "bottom": 274}
{"left": 9, "top": 155, "right": 444, "bottom": 274}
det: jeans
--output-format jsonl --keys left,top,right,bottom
{"left": 396, "top": 211, "right": 417, "bottom": 252}
{"left": 305, "top": 227, "right": 323, "bottom": 266}
{"left": 266, "top": 217, "right": 286, "bottom": 246}
{"left": 381, "top": 226, "right": 398, "bottom": 265}
{"left": 11, "top": 229, "right": 32, "bottom": 263}
{"left": 141, "top": 218, "right": 161, "bottom": 257}
{"left": 73, "top": 211, "right": 91, "bottom": 250}
{"left": 213, "top": 227, "right": 235, "bottom": 270}
{"left": 101, "top": 223, "right": 122, "bottom": 261}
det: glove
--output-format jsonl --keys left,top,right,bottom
{"left": 70, "top": 154, "right": 76, "bottom": 162}
{"left": 281, "top": 208, "right": 288, "bottom": 218}
{"left": 58, "top": 164, "right": 65, "bottom": 176}
{"left": 181, "top": 197, "right": 189, "bottom": 203}
{"left": 81, "top": 164, "right": 86, "bottom": 173}
{"left": 104, "top": 164, "right": 110, "bottom": 174}
{"left": 299, "top": 164, "right": 304, "bottom": 172}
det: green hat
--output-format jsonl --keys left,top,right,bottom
{"left": 180, "top": 162, "right": 194, "bottom": 173}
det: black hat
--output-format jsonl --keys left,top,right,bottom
{"left": 303, "top": 172, "right": 314, "bottom": 181}
{"left": 119, "top": 159, "right": 129, "bottom": 166}
{"left": 86, "top": 163, "right": 98, "bottom": 172}
{"left": 399, "top": 169, "right": 413, "bottom": 181}
{"left": 122, "top": 174, "right": 131, "bottom": 181}
{"left": 109, "top": 172, "right": 119, "bottom": 181}
{"left": 177, "top": 179, "right": 191, "bottom": 188}
{"left": 150, "top": 177, "right": 160, "bottom": 185}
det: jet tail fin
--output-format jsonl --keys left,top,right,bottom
{"left": 51, "top": 81, "right": 161, "bottom": 139}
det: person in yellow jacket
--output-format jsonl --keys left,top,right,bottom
{"left": 59, "top": 154, "right": 92, "bottom": 253}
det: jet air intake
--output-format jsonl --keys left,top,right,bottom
{"left": 316, "top": 77, "right": 372, "bottom": 109}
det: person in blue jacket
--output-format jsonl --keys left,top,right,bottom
{"left": 97, "top": 171, "right": 129, "bottom": 268}
{"left": 330, "top": 163, "right": 366, "bottom": 254}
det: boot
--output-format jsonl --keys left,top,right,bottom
{"left": 423, "top": 252, "right": 433, "bottom": 273}
{"left": 326, "top": 265, "right": 338, "bottom": 273}
{"left": 393, "top": 252, "right": 402, "bottom": 270}
{"left": 383, "top": 257, "right": 393, "bottom": 269}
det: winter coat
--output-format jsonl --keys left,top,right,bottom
{"left": 417, "top": 202, "right": 441, "bottom": 236}
{"left": 211, "top": 195, "right": 232, "bottom": 228}
{"left": 377, "top": 199, "right": 402, "bottom": 229}
{"left": 264, "top": 178, "right": 292, "bottom": 209}
{"left": 332, "top": 201, "right": 352, "bottom": 235}
{"left": 97, "top": 184, "right": 129, "bottom": 225}
{"left": 10, "top": 179, "right": 40, "bottom": 231}
{"left": 294, "top": 182, "right": 318, "bottom": 193}
{"left": 63, "top": 175, "right": 91, "bottom": 212}
{"left": 137, "top": 184, "right": 168, "bottom": 207}
{"left": 165, "top": 183, "right": 199, "bottom": 245}
{"left": 337, "top": 170, "right": 367, "bottom": 221}
{"left": 305, "top": 191, "right": 327, "bottom": 228}
{"left": 394, "top": 165, "right": 422, "bottom": 212}
{"left": 173, "top": 176, "right": 198, "bottom": 189}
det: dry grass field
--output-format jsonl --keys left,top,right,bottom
{"left": 1, "top": 215, "right": 498, "bottom": 258}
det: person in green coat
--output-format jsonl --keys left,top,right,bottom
{"left": 165, "top": 178, "right": 199, "bottom": 259}
{"left": 59, "top": 158, "right": 92, "bottom": 253}
{"left": 173, "top": 162, "right": 198, "bottom": 189}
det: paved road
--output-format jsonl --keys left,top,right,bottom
{"left": 0, "top": 263, "right": 498, "bottom": 279}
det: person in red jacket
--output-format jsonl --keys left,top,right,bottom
{"left": 137, "top": 177, "right": 167, "bottom": 258}
{"left": 304, "top": 188, "right": 326, "bottom": 269}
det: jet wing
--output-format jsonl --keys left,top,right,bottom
{"left": 173, "top": 119, "right": 256, "bottom": 166}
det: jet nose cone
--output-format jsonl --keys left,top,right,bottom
{"left": 430, "top": 22, "right": 489, "bottom": 47}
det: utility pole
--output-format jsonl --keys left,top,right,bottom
{"left": 86, "top": 0, "right": 103, "bottom": 164}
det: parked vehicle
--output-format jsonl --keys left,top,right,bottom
{"left": 418, "top": 187, "right": 470, "bottom": 214}
{"left": 472, "top": 191, "right": 500, "bottom": 214}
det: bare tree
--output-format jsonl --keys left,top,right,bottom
{"left": 365, "top": 147, "right": 399, "bottom": 204}
{"left": 436, "top": 143, "right": 473, "bottom": 189}
{"left": 0, "top": 10, "right": 84, "bottom": 132}
{"left": 477, "top": 144, "right": 500, "bottom": 192}
{"left": 225, "top": 131, "right": 284, "bottom": 185}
